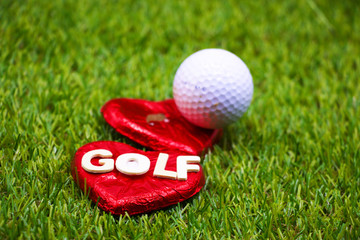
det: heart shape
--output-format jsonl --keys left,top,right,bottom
{"left": 72, "top": 141, "right": 205, "bottom": 215}
{"left": 101, "top": 98, "right": 222, "bottom": 155}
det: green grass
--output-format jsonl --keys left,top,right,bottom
{"left": 1, "top": 0, "right": 359, "bottom": 238}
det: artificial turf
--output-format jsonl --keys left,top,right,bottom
{"left": 1, "top": 0, "right": 359, "bottom": 239}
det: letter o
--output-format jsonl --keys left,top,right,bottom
{"left": 115, "top": 153, "right": 150, "bottom": 175}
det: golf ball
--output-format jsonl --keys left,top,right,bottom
{"left": 173, "top": 49, "right": 253, "bottom": 129}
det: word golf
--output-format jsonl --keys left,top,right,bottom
{"left": 81, "top": 149, "right": 201, "bottom": 180}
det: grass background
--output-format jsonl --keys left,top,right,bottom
{"left": 1, "top": 0, "right": 359, "bottom": 238}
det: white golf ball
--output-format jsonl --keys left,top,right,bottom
{"left": 173, "top": 49, "right": 253, "bottom": 129}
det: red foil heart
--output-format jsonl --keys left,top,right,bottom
{"left": 101, "top": 98, "right": 222, "bottom": 155}
{"left": 72, "top": 141, "right": 205, "bottom": 215}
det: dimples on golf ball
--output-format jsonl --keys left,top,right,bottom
{"left": 173, "top": 49, "right": 253, "bottom": 129}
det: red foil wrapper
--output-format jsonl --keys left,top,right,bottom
{"left": 72, "top": 141, "right": 205, "bottom": 215}
{"left": 101, "top": 98, "right": 222, "bottom": 155}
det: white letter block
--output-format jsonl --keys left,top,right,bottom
{"left": 153, "top": 153, "right": 177, "bottom": 179}
{"left": 116, "top": 153, "right": 150, "bottom": 175}
{"left": 81, "top": 149, "right": 114, "bottom": 173}
{"left": 176, "top": 156, "right": 200, "bottom": 180}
